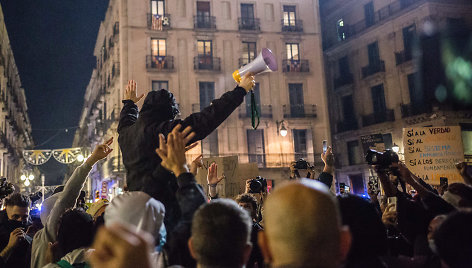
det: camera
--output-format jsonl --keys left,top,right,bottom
{"left": 294, "top": 158, "right": 310, "bottom": 170}
{"left": 365, "top": 149, "right": 399, "bottom": 169}
{"left": 248, "top": 176, "right": 267, "bottom": 194}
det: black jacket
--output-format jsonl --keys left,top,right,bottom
{"left": 118, "top": 86, "right": 246, "bottom": 228}
{"left": 0, "top": 211, "right": 31, "bottom": 268}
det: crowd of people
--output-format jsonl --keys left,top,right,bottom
{"left": 0, "top": 75, "right": 471, "bottom": 268}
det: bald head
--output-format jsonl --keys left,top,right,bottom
{"left": 260, "top": 179, "right": 349, "bottom": 267}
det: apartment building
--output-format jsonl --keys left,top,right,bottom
{"left": 73, "top": 0, "right": 330, "bottom": 199}
{"left": 0, "top": 6, "right": 34, "bottom": 190}
{"left": 320, "top": 0, "right": 472, "bottom": 194}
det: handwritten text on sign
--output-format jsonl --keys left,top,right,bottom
{"left": 403, "top": 126, "right": 464, "bottom": 184}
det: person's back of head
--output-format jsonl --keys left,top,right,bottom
{"left": 260, "top": 179, "right": 351, "bottom": 268}
{"left": 433, "top": 210, "right": 472, "bottom": 268}
{"left": 140, "top": 89, "right": 179, "bottom": 123}
{"left": 57, "top": 208, "right": 94, "bottom": 258}
{"left": 189, "top": 199, "right": 252, "bottom": 268}
{"left": 104, "top": 191, "right": 165, "bottom": 243}
{"left": 337, "top": 194, "right": 387, "bottom": 265}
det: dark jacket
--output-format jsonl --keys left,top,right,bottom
{"left": 118, "top": 86, "right": 246, "bottom": 229}
{"left": 0, "top": 210, "right": 31, "bottom": 268}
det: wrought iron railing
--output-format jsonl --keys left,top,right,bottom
{"left": 282, "top": 59, "right": 310, "bottom": 72}
{"left": 283, "top": 104, "right": 316, "bottom": 118}
{"left": 281, "top": 19, "right": 304, "bottom": 32}
{"left": 147, "top": 13, "right": 171, "bottom": 31}
{"left": 238, "top": 17, "right": 261, "bottom": 31}
{"left": 146, "top": 55, "right": 174, "bottom": 70}
{"left": 193, "top": 56, "right": 221, "bottom": 71}
{"left": 334, "top": 73, "right": 354, "bottom": 89}
{"left": 361, "top": 60, "right": 385, "bottom": 78}
{"left": 194, "top": 15, "right": 216, "bottom": 29}
{"left": 239, "top": 105, "right": 273, "bottom": 118}
{"left": 362, "top": 109, "right": 395, "bottom": 126}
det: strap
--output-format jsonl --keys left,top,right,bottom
{"left": 56, "top": 260, "right": 73, "bottom": 268}
{"left": 250, "top": 90, "right": 260, "bottom": 129}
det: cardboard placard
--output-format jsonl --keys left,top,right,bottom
{"left": 403, "top": 126, "right": 464, "bottom": 184}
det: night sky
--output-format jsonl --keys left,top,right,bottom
{"left": 1, "top": 0, "right": 109, "bottom": 183}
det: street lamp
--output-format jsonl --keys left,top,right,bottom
{"left": 76, "top": 154, "right": 85, "bottom": 162}
{"left": 21, "top": 172, "right": 35, "bottom": 187}
{"left": 276, "top": 120, "right": 288, "bottom": 137}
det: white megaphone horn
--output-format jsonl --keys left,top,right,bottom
{"left": 233, "top": 48, "right": 278, "bottom": 83}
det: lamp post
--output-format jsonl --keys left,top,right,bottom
{"left": 20, "top": 173, "right": 34, "bottom": 187}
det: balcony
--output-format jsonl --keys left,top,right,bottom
{"left": 238, "top": 17, "right": 260, "bottom": 31}
{"left": 325, "top": 0, "right": 421, "bottom": 49}
{"left": 336, "top": 119, "right": 358, "bottom": 133}
{"left": 401, "top": 103, "right": 432, "bottom": 118}
{"left": 283, "top": 104, "right": 316, "bottom": 118}
{"left": 334, "top": 73, "right": 354, "bottom": 89}
{"left": 147, "top": 13, "right": 171, "bottom": 31}
{"left": 362, "top": 60, "right": 385, "bottom": 79}
{"left": 282, "top": 59, "right": 310, "bottom": 73}
{"left": 146, "top": 55, "right": 174, "bottom": 71}
{"left": 362, "top": 109, "right": 395, "bottom": 126}
{"left": 113, "top": 22, "right": 119, "bottom": 36}
{"left": 194, "top": 56, "right": 221, "bottom": 71}
{"left": 194, "top": 15, "right": 216, "bottom": 30}
{"left": 239, "top": 105, "right": 273, "bottom": 118}
{"left": 395, "top": 50, "right": 413, "bottom": 65}
{"left": 281, "top": 19, "right": 304, "bottom": 32}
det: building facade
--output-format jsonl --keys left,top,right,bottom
{"left": 320, "top": 0, "right": 472, "bottom": 194}
{"left": 73, "top": 0, "right": 330, "bottom": 200}
{"left": 0, "top": 6, "right": 34, "bottom": 191}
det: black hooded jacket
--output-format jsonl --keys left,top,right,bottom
{"left": 117, "top": 86, "right": 247, "bottom": 229}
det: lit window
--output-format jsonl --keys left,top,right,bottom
{"left": 337, "top": 19, "right": 346, "bottom": 41}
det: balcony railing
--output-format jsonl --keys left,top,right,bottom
{"left": 238, "top": 17, "right": 261, "bottom": 31}
{"left": 395, "top": 50, "right": 413, "bottom": 65}
{"left": 325, "top": 0, "right": 421, "bottom": 50}
{"left": 239, "top": 105, "right": 273, "bottom": 118}
{"left": 113, "top": 22, "right": 119, "bottom": 36}
{"left": 194, "top": 56, "right": 221, "bottom": 71}
{"left": 336, "top": 119, "right": 358, "bottom": 133}
{"left": 147, "top": 13, "right": 171, "bottom": 31}
{"left": 282, "top": 59, "right": 310, "bottom": 72}
{"left": 146, "top": 55, "right": 174, "bottom": 70}
{"left": 281, "top": 19, "right": 304, "bottom": 32}
{"left": 283, "top": 104, "right": 316, "bottom": 118}
{"left": 362, "top": 60, "right": 385, "bottom": 78}
{"left": 194, "top": 15, "right": 216, "bottom": 29}
{"left": 334, "top": 73, "right": 354, "bottom": 89}
{"left": 401, "top": 103, "right": 432, "bottom": 118}
{"left": 362, "top": 109, "right": 395, "bottom": 126}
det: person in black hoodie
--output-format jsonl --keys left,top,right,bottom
{"left": 118, "top": 75, "right": 254, "bottom": 231}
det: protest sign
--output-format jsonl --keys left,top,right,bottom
{"left": 403, "top": 126, "right": 464, "bottom": 184}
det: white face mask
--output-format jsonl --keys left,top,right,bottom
{"left": 428, "top": 239, "right": 438, "bottom": 254}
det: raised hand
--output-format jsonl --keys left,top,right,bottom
{"left": 87, "top": 137, "right": 114, "bottom": 165}
{"left": 238, "top": 73, "right": 256, "bottom": 92}
{"left": 124, "top": 80, "right": 145, "bottom": 103}
{"left": 156, "top": 124, "right": 195, "bottom": 177}
{"left": 207, "top": 163, "right": 224, "bottom": 186}
{"left": 321, "top": 146, "right": 335, "bottom": 174}
{"left": 190, "top": 154, "right": 203, "bottom": 176}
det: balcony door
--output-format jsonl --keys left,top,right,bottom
{"left": 241, "top": 4, "right": 255, "bottom": 28}
{"left": 247, "top": 129, "right": 266, "bottom": 167}
{"left": 151, "top": 0, "right": 165, "bottom": 16}
{"left": 283, "top": 5, "right": 296, "bottom": 26}
{"left": 197, "top": 40, "right": 213, "bottom": 69}
{"left": 197, "top": 1, "right": 211, "bottom": 27}
{"left": 371, "top": 84, "right": 386, "bottom": 113}
{"left": 367, "top": 41, "right": 380, "bottom": 66}
{"left": 289, "top": 83, "right": 304, "bottom": 117}
{"left": 199, "top": 82, "right": 215, "bottom": 110}
{"left": 293, "top": 129, "right": 307, "bottom": 160}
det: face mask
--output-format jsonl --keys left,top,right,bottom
{"left": 428, "top": 239, "right": 438, "bottom": 254}
{"left": 7, "top": 219, "right": 27, "bottom": 230}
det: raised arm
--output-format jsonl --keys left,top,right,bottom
{"left": 316, "top": 146, "right": 335, "bottom": 188}
{"left": 45, "top": 138, "right": 114, "bottom": 241}
{"left": 118, "top": 80, "right": 144, "bottom": 133}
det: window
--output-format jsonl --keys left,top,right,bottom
{"left": 151, "top": 0, "right": 165, "bottom": 16}
{"left": 408, "top": 73, "right": 423, "bottom": 105}
{"left": 196, "top": 1, "right": 211, "bottom": 27}
{"left": 342, "top": 95, "right": 355, "bottom": 121}
{"left": 202, "top": 130, "right": 219, "bottom": 156}
{"left": 371, "top": 84, "right": 386, "bottom": 113}
{"left": 197, "top": 40, "right": 213, "bottom": 69}
{"left": 364, "top": 2, "right": 375, "bottom": 27}
{"left": 241, "top": 4, "right": 254, "bottom": 19}
{"left": 241, "top": 42, "right": 257, "bottom": 65}
{"left": 347, "top": 140, "right": 361, "bottom": 165}
{"left": 152, "top": 80, "right": 169, "bottom": 91}
{"left": 283, "top": 5, "right": 296, "bottom": 26}
{"left": 289, "top": 83, "right": 304, "bottom": 117}
{"left": 402, "top": 24, "right": 416, "bottom": 56}
{"left": 286, "top": 43, "right": 299, "bottom": 61}
{"left": 367, "top": 41, "right": 380, "bottom": 65}
{"left": 338, "top": 56, "right": 350, "bottom": 77}
{"left": 247, "top": 129, "right": 266, "bottom": 167}
{"left": 151, "top": 39, "right": 166, "bottom": 56}
{"left": 337, "top": 19, "right": 346, "bottom": 41}
{"left": 293, "top": 129, "right": 307, "bottom": 160}
{"left": 245, "top": 83, "right": 260, "bottom": 116}
{"left": 199, "top": 82, "right": 215, "bottom": 110}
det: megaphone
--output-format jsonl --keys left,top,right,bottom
{"left": 233, "top": 48, "right": 278, "bottom": 83}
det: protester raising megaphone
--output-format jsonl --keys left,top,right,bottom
{"left": 233, "top": 48, "right": 277, "bottom": 129}
{"left": 232, "top": 48, "right": 278, "bottom": 83}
